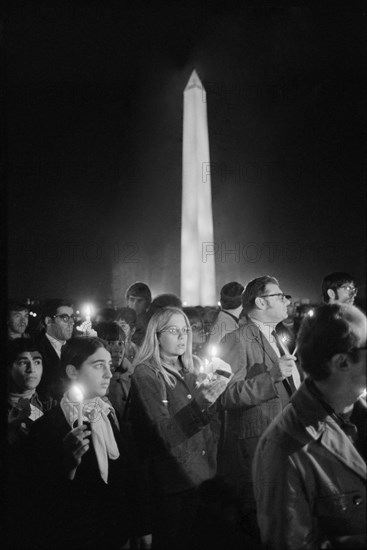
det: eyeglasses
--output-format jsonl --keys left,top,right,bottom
{"left": 259, "top": 293, "right": 291, "bottom": 302}
{"left": 338, "top": 284, "right": 358, "bottom": 295}
{"left": 350, "top": 345, "right": 367, "bottom": 352}
{"left": 160, "top": 326, "right": 191, "bottom": 336}
{"left": 53, "top": 314, "right": 76, "bottom": 323}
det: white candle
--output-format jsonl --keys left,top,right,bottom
{"left": 85, "top": 305, "right": 91, "bottom": 323}
{"left": 71, "top": 385, "right": 84, "bottom": 427}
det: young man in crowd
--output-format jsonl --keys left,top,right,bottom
{"left": 7, "top": 301, "right": 30, "bottom": 340}
{"left": 125, "top": 282, "right": 152, "bottom": 346}
{"left": 322, "top": 271, "right": 358, "bottom": 305}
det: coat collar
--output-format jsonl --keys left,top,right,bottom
{"left": 239, "top": 318, "right": 279, "bottom": 370}
{"left": 292, "top": 380, "right": 366, "bottom": 480}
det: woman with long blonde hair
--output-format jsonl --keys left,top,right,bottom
{"left": 130, "top": 306, "right": 232, "bottom": 550}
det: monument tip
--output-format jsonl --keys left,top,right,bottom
{"left": 184, "top": 68, "right": 204, "bottom": 92}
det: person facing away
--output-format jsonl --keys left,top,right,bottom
{"left": 207, "top": 281, "right": 244, "bottom": 347}
{"left": 217, "top": 275, "right": 300, "bottom": 533}
{"left": 130, "top": 307, "right": 232, "bottom": 550}
{"left": 28, "top": 336, "right": 130, "bottom": 550}
{"left": 322, "top": 271, "right": 358, "bottom": 305}
{"left": 253, "top": 303, "right": 366, "bottom": 550}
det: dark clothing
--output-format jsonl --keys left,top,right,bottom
{"left": 131, "top": 361, "right": 220, "bottom": 495}
{"left": 131, "top": 311, "right": 150, "bottom": 346}
{"left": 130, "top": 360, "right": 220, "bottom": 549}
{"left": 27, "top": 405, "right": 129, "bottom": 549}
{"left": 253, "top": 379, "right": 366, "bottom": 549}
{"left": 6, "top": 392, "right": 57, "bottom": 549}
{"left": 35, "top": 333, "right": 66, "bottom": 400}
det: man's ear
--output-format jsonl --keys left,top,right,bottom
{"left": 327, "top": 289, "right": 336, "bottom": 302}
{"left": 329, "top": 353, "right": 350, "bottom": 373}
{"left": 45, "top": 315, "right": 52, "bottom": 327}
{"left": 131, "top": 327, "right": 136, "bottom": 336}
{"left": 254, "top": 296, "right": 266, "bottom": 310}
{"left": 66, "top": 364, "right": 78, "bottom": 380}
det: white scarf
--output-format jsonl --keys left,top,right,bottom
{"left": 60, "top": 392, "right": 120, "bottom": 483}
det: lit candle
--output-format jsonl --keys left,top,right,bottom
{"left": 85, "top": 305, "right": 92, "bottom": 323}
{"left": 210, "top": 345, "right": 217, "bottom": 358}
{"left": 71, "top": 385, "right": 84, "bottom": 427}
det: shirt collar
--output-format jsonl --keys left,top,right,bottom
{"left": 248, "top": 317, "right": 276, "bottom": 342}
{"left": 46, "top": 332, "right": 66, "bottom": 354}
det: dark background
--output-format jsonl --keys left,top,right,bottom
{"left": 5, "top": 3, "right": 366, "bottom": 307}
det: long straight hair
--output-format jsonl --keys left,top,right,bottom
{"left": 133, "top": 307, "right": 194, "bottom": 388}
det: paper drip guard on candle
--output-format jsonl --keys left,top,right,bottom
{"left": 70, "top": 384, "right": 84, "bottom": 427}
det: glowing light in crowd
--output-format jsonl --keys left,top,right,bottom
{"left": 307, "top": 309, "right": 314, "bottom": 317}
{"left": 70, "top": 385, "right": 84, "bottom": 427}
{"left": 83, "top": 304, "right": 94, "bottom": 323}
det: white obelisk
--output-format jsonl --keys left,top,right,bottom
{"left": 181, "top": 70, "right": 216, "bottom": 305}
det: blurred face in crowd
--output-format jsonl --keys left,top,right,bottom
{"left": 116, "top": 318, "right": 134, "bottom": 340}
{"left": 258, "top": 283, "right": 290, "bottom": 324}
{"left": 8, "top": 309, "right": 29, "bottom": 336}
{"left": 127, "top": 295, "right": 149, "bottom": 316}
{"left": 105, "top": 339, "right": 125, "bottom": 371}
{"left": 10, "top": 351, "right": 43, "bottom": 392}
{"left": 347, "top": 314, "right": 367, "bottom": 397}
{"left": 190, "top": 319, "right": 206, "bottom": 346}
{"left": 329, "top": 283, "right": 357, "bottom": 305}
{"left": 69, "top": 347, "right": 113, "bottom": 399}
{"left": 158, "top": 313, "right": 189, "bottom": 359}
{"left": 46, "top": 306, "right": 75, "bottom": 341}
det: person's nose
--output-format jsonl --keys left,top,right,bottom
{"left": 26, "top": 360, "right": 36, "bottom": 373}
{"left": 103, "top": 365, "right": 113, "bottom": 378}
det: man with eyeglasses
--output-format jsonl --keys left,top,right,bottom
{"left": 36, "top": 299, "right": 75, "bottom": 400}
{"left": 253, "top": 303, "right": 366, "bottom": 549}
{"left": 217, "top": 275, "right": 300, "bottom": 540}
{"left": 322, "top": 271, "right": 358, "bottom": 305}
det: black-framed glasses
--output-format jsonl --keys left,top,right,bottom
{"left": 350, "top": 345, "right": 367, "bottom": 352}
{"left": 338, "top": 284, "right": 358, "bottom": 295}
{"left": 159, "top": 326, "right": 191, "bottom": 336}
{"left": 53, "top": 314, "right": 76, "bottom": 323}
{"left": 259, "top": 293, "right": 292, "bottom": 302}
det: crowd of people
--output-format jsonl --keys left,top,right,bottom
{"left": 5, "top": 271, "right": 366, "bottom": 550}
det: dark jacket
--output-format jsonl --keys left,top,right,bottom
{"left": 27, "top": 404, "right": 129, "bottom": 549}
{"left": 253, "top": 379, "right": 366, "bottom": 550}
{"left": 130, "top": 361, "right": 220, "bottom": 495}
{"left": 35, "top": 332, "right": 66, "bottom": 401}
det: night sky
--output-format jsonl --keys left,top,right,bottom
{"left": 5, "top": 4, "right": 366, "bottom": 307}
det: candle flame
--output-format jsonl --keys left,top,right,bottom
{"left": 71, "top": 384, "right": 84, "bottom": 403}
{"left": 210, "top": 345, "right": 217, "bottom": 357}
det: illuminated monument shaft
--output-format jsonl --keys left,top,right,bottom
{"left": 181, "top": 70, "right": 216, "bottom": 305}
